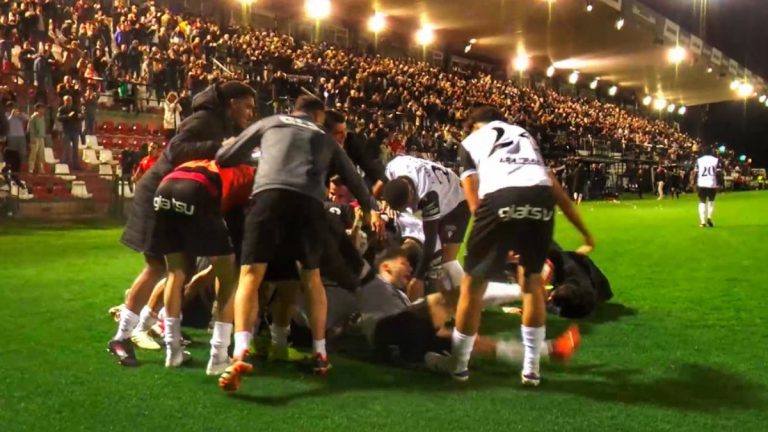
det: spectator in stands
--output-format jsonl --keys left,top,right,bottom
{"left": 83, "top": 87, "right": 98, "bottom": 135}
{"left": 57, "top": 95, "right": 81, "bottom": 171}
{"left": 6, "top": 102, "right": 28, "bottom": 171}
{"left": 27, "top": 103, "right": 46, "bottom": 175}
{"left": 19, "top": 40, "right": 35, "bottom": 86}
{"left": 162, "top": 91, "right": 181, "bottom": 141}
{"left": 132, "top": 141, "right": 159, "bottom": 184}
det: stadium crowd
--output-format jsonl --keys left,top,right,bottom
{"left": 0, "top": 0, "right": 752, "bottom": 198}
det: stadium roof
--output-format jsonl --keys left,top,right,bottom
{"left": 326, "top": 0, "right": 765, "bottom": 107}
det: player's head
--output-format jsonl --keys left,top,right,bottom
{"left": 376, "top": 247, "right": 412, "bottom": 289}
{"left": 400, "top": 238, "right": 424, "bottom": 272}
{"left": 380, "top": 177, "right": 415, "bottom": 211}
{"left": 147, "top": 142, "right": 160, "bottom": 156}
{"left": 700, "top": 144, "right": 713, "bottom": 156}
{"left": 219, "top": 80, "right": 257, "bottom": 130}
{"left": 294, "top": 95, "right": 326, "bottom": 126}
{"left": 323, "top": 110, "right": 347, "bottom": 146}
{"left": 548, "top": 282, "right": 597, "bottom": 319}
{"left": 464, "top": 105, "right": 505, "bottom": 132}
{"left": 328, "top": 175, "right": 353, "bottom": 204}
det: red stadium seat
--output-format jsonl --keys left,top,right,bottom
{"left": 99, "top": 121, "right": 115, "bottom": 134}
{"left": 116, "top": 122, "right": 130, "bottom": 135}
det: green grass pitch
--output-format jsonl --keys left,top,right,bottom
{"left": 1, "top": 191, "right": 767, "bottom": 431}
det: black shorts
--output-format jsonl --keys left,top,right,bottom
{"left": 465, "top": 186, "right": 554, "bottom": 278}
{"left": 241, "top": 189, "right": 327, "bottom": 269}
{"left": 439, "top": 200, "right": 471, "bottom": 245}
{"left": 148, "top": 179, "right": 233, "bottom": 257}
{"left": 372, "top": 301, "right": 450, "bottom": 363}
{"left": 697, "top": 187, "right": 717, "bottom": 203}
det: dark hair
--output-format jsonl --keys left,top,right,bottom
{"left": 375, "top": 246, "right": 410, "bottom": 270}
{"left": 34, "top": 103, "right": 45, "bottom": 110}
{"left": 400, "top": 239, "right": 423, "bottom": 271}
{"left": 550, "top": 282, "right": 597, "bottom": 319}
{"left": 323, "top": 109, "right": 345, "bottom": 130}
{"left": 380, "top": 177, "right": 411, "bottom": 211}
{"left": 218, "top": 80, "right": 256, "bottom": 102}
{"left": 294, "top": 95, "right": 325, "bottom": 114}
{"left": 463, "top": 105, "right": 505, "bottom": 130}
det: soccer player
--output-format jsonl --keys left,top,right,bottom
{"left": 109, "top": 81, "right": 256, "bottom": 367}
{"left": 445, "top": 106, "right": 594, "bottom": 386}
{"left": 380, "top": 155, "right": 469, "bottom": 300}
{"left": 693, "top": 146, "right": 720, "bottom": 228}
{"left": 148, "top": 159, "right": 255, "bottom": 373}
{"left": 358, "top": 248, "right": 580, "bottom": 369}
{"left": 324, "top": 110, "right": 389, "bottom": 195}
{"left": 215, "top": 95, "right": 384, "bottom": 391}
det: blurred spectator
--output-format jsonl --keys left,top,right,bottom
{"left": 56, "top": 95, "right": 80, "bottom": 170}
{"left": 27, "top": 103, "right": 46, "bottom": 174}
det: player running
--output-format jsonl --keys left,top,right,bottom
{"left": 692, "top": 146, "right": 721, "bottom": 228}
{"left": 380, "top": 155, "right": 469, "bottom": 300}
{"left": 215, "top": 95, "right": 384, "bottom": 392}
{"left": 439, "top": 106, "right": 594, "bottom": 386}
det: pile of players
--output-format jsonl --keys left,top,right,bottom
{"left": 107, "top": 80, "right": 604, "bottom": 390}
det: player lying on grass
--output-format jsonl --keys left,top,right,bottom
{"left": 357, "top": 247, "right": 581, "bottom": 369}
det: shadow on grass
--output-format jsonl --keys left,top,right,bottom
{"left": 228, "top": 358, "right": 766, "bottom": 414}
{"left": 544, "top": 363, "right": 767, "bottom": 412}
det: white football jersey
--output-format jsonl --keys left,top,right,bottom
{"left": 396, "top": 212, "right": 442, "bottom": 253}
{"left": 385, "top": 155, "right": 465, "bottom": 222}
{"left": 696, "top": 155, "right": 720, "bottom": 188}
{"left": 460, "top": 121, "right": 551, "bottom": 198}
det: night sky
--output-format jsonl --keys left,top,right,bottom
{"left": 643, "top": 0, "right": 768, "bottom": 165}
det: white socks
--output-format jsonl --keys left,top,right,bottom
{"left": 164, "top": 317, "right": 181, "bottom": 349}
{"left": 442, "top": 260, "right": 464, "bottom": 289}
{"left": 113, "top": 308, "right": 139, "bottom": 341}
{"left": 135, "top": 305, "right": 157, "bottom": 334}
{"left": 270, "top": 324, "right": 290, "bottom": 348}
{"left": 495, "top": 339, "right": 549, "bottom": 365}
{"left": 313, "top": 339, "right": 327, "bottom": 357}
{"left": 521, "top": 325, "right": 546, "bottom": 376}
{"left": 698, "top": 203, "right": 707, "bottom": 224}
{"left": 210, "top": 322, "right": 233, "bottom": 361}
{"left": 706, "top": 201, "right": 714, "bottom": 219}
{"left": 483, "top": 282, "right": 522, "bottom": 307}
{"left": 233, "top": 331, "right": 253, "bottom": 358}
{"left": 451, "top": 329, "right": 476, "bottom": 373}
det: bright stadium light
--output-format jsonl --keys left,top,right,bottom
{"left": 678, "top": 106, "right": 687, "bottom": 115}
{"left": 615, "top": 17, "right": 625, "bottom": 30}
{"left": 367, "top": 12, "right": 386, "bottom": 33}
{"left": 737, "top": 82, "right": 754, "bottom": 98}
{"left": 513, "top": 53, "right": 530, "bottom": 72}
{"left": 469, "top": 38, "right": 478, "bottom": 44}
{"left": 589, "top": 79, "right": 599, "bottom": 90}
{"left": 546, "top": 65, "right": 556, "bottom": 77}
{"left": 706, "top": 66, "right": 714, "bottom": 74}
{"left": 765, "top": 99, "right": 768, "bottom": 108}
{"left": 568, "top": 71, "right": 580, "bottom": 84}
{"left": 667, "top": 46, "right": 687, "bottom": 64}
{"left": 759, "top": 95, "right": 767, "bottom": 104}
{"left": 642, "top": 95, "right": 653, "bottom": 106}
{"left": 667, "top": 103, "right": 676, "bottom": 113}
{"left": 653, "top": 98, "right": 667, "bottom": 111}
{"left": 730, "top": 79, "right": 741, "bottom": 91}
{"left": 586, "top": 1, "right": 594, "bottom": 12}
{"left": 305, "top": 0, "right": 331, "bottom": 20}
{"left": 608, "top": 85, "right": 618, "bottom": 96}
{"left": 415, "top": 24, "right": 435, "bottom": 46}
{"left": 464, "top": 44, "right": 472, "bottom": 53}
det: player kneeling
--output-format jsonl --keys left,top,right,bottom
{"left": 148, "top": 160, "right": 255, "bottom": 374}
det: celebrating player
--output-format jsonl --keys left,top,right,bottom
{"left": 442, "top": 106, "right": 594, "bottom": 386}
{"left": 215, "top": 95, "right": 384, "bottom": 391}
{"left": 380, "top": 155, "right": 469, "bottom": 300}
